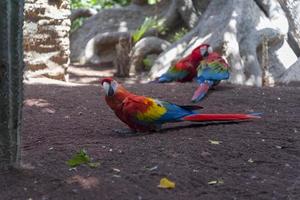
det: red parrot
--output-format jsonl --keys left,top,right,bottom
{"left": 157, "top": 44, "right": 212, "bottom": 83}
{"left": 100, "top": 78, "right": 259, "bottom": 133}
{"left": 191, "top": 51, "right": 230, "bottom": 102}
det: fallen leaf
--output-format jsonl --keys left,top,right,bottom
{"left": 67, "top": 149, "right": 91, "bottom": 167}
{"left": 208, "top": 180, "right": 217, "bottom": 185}
{"left": 158, "top": 177, "right": 175, "bottom": 189}
{"left": 145, "top": 165, "right": 158, "bottom": 171}
{"left": 209, "top": 140, "right": 222, "bottom": 145}
{"left": 67, "top": 149, "right": 99, "bottom": 168}
{"left": 208, "top": 179, "right": 224, "bottom": 185}
{"left": 112, "top": 168, "right": 121, "bottom": 173}
{"left": 88, "top": 162, "right": 100, "bottom": 168}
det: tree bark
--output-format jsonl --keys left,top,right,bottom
{"left": 149, "top": 0, "right": 297, "bottom": 86}
{"left": 129, "top": 37, "right": 170, "bottom": 74}
{"left": 70, "top": 0, "right": 179, "bottom": 64}
{"left": 277, "top": 0, "right": 300, "bottom": 56}
{"left": 0, "top": 0, "right": 24, "bottom": 169}
{"left": 70, "top": 8, "right": 97, "bottom": 22}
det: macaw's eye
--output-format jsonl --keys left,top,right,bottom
{"left": 200, "top": 48, "right": 206, "bottom": 56}
{"left": 110, "top": 80, "right": 118, "bottom": 91}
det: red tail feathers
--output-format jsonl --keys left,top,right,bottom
{"left": 191, "top": 83, "right": 210, "bottom": 102}
{"left": 183, "top": 113, "right": 260, "bottom": 122}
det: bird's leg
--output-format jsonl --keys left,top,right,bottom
{"left": 113, "top": 128, "right": 137, "bottom": 135}
{"left": 211, "top": 80, "right": 220, "bottom": 89}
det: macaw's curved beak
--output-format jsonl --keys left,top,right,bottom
{"left": 203, "top": 51, "right": 209, "bottom": 57}
{"left": 102, "top": 82, "right": 114, "bottom": 96}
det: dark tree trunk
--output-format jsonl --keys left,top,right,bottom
{"left": 0, "top": 0, "right": 25, "bottom": 170}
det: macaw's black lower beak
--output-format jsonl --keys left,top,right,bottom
{"left": 203, "top": 51, "right": 209, "bottom": 57}
{"left": 107, "top": 85, "right": 114, "bottom": 96}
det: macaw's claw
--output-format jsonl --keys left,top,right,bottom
{"left": 113, "top": 128, "right": 136, "bottom": 135}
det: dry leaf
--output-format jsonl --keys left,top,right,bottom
{"left": 112, "top": 168, "right": 121, "bottom": 173}
{"left": 209, "top": 140, "right": 222, "bottom": 145}
{"left": 158, "top": 177, "right": 175, "bottom": 189}
{"left": 208, "top": 179, "right": 224, "bottom": 185}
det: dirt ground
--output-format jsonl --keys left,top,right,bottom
{"left": 1, "top": 79, "right": 300, "bottom": 200}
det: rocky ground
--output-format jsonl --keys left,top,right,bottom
{"left": 1, "top": 78, "right": 300, "bottom": 200}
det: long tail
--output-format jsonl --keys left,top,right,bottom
{"left": 191, "top": 83, "right": 210, "bottom": 102}
{"left": 183, "top": 113, "right": 261, "bottom": 122}
{"left": 157, "top": 75, "right": 172, "bottom": 83}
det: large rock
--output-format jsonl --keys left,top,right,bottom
{"left": 69, "top": 0, "right": 208, "bottom": 65}
{"left": 279, "top": 58, "right": 300, "bottom": 84}
{"left": 23, "top": 0, "right": 71, "bottom": 80}
{"left": 70, "top": 4, "right": 162, "bottom": 65}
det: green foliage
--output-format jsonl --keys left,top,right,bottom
{"left": 70, "top": 0, "right": 131, "bottom": 32}
{"left": 71, "top": 0, "right": 130, "bottom": 9}
{"left": 132, "top": 17, "right": 166, "bottom": 43}
{"left": 143, "top": 57, "right": 153, "bottom": 70}
{"left": 67, "top": 149, "right": 100, "bottom": 168}
{"left": 147, "top": 0, "right": 160, "bottom": 5}
{"left": 169, "top": 27, "right": 189, "bottom": 43}
{"left": 71, "top": 18, "right": 85, "bottom": 33}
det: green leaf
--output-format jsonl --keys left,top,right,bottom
{"left": 148, "top": 0, "right": 158, "bottom": 5}
{"left": 169, "top": 27, "right": 188, "bottom": 43}
{"left": 132, "top": 17, "right": 166, "bottom": 43}
{"left": 132, "top": 17, "right": 155, "bottom": 42}
{"left": 67, "top": 149, "right": 93, "bottom": 168}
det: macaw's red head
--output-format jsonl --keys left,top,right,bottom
{"left": 200, "top": 44, "right": 213, "bottom": 57}
{"left": 191, "top": 44, "right": 213, "bottom": 60}
{"left": 100, "top": 78, "right": 119, "bottom": 97}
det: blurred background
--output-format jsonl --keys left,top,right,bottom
{"left": 23, "top": 0, "right": 300, "bottom": 86}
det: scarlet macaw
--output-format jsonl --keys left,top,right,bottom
{"left": 100, "top": 78, "right": 259, "bottom": 133}
{"left": 191, "top": 51, "right": 230, "bottom": 103}
{"left": 157, "top": 44, "right": 212, "bottom": 83}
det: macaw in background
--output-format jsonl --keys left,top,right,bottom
{"left": 191, "top": 51, "right": 230, "bottom": 103}
{"left": 157, "top": 44, "right": 212, "bottom": 83}
{"left": 100, "top": 78, "right": 259, "bottom": 133}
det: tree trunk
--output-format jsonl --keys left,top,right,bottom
{"left": 129, "top": 37, "right": 170, "bottom": 74}
{"left": 0, "top": 0, "right": 24, "bottom": 169}
{"left": 70, "top": 8, "right": 97, "bottom": 22}
{"left": 149, "top": 0, "right": 297, "bottom": 86}
{"left": 277, "top": 0, "right": 300, "bottom": 56}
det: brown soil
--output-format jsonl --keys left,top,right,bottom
{"left": 1, "top": 81, "right": 300, "bottom": 200}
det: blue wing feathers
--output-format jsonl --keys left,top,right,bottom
{"left": 157, "top": 102, "right": 198, "bottom": 123}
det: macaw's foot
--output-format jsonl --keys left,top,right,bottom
{"left": 113, "top": 128, "right": 137, "bottom": 135}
